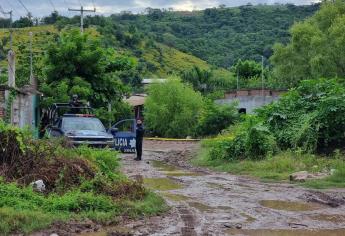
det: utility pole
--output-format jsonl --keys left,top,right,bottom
{"left": 68, "top": 6, "right": 96, "bottom": 33}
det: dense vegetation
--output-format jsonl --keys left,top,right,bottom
{"left": 204, "top": 78, "right": 345, "bottom": 160}
{"left": 41, "top": 29, "right": 133, "bottom": 123}
{"left": 0, "top": 121, "right": 167, "bottom": 234}
{"left": 196, "top": 78, "right": 345, "bottom": 187}
{"left": 271, "top": 0, "right": 345, "bottom": 87}
{"left": 190, "top": 1, "right": 345, "bottom": 188}
{"left": 112, "top": 4, "right": 319, "bottom": 68}
{"left": 144, "top": 78, "right": 239, "bottom": 138}
{"left": 0, "top": 3, "right": 321, "bottom": 95}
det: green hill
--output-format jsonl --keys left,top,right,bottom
{"left": 112, "top": 4, "right": 320, "bottom": 68}
{"left": 0, "top": 25, "right": 231, "bottom": 87}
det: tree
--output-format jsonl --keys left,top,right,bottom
{"left": 232, "top": 60, "right": 262, "bottom": 79}
{"left": 271, "top": 0, "right": 345, "bottom": 87}
{"left": 13, "top": 16, "right": 33, "bottom": 28}
{"left": 196, "top": 99, "right": 239, "bottom": 136}
{"left": 42, "top": 29, "right": 133, "bottom": 123}
{"left": 42, "top": 11, "right": 62, "bottom": 25}
{"left": 181, "top": 66, "right": 237, "bottom": 94}
{"left": 144, "top": 77, "right": 204, "bottom": 138}
{"left": 181, "top": 66, "right": 212, "bottom": 93}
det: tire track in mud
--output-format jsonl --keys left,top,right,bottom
{"left": 177, "top": 206, "right": 197, "bottom": 236}
{"left": 120, "top": 140, "right": 345, "bottom": 236}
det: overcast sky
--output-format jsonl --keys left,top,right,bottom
{"left": 0, "top": 0, "right": 320, "bottom": 19}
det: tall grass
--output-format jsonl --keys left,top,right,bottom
{"left": 194, "top": 147, "right": 345, "bottom": 186}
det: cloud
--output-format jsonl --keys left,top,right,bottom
{"left": 0, "top": 0, "right": 321, "bottom": 19}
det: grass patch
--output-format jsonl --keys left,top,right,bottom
{"left": 0, "top": 174, "right": 168, "bottom": 235}
{"left": 0, "top": 123, "right": 167, "bottom": 235}
{"left": 194, "top": 147, "right": 345, "bottom": 187}
{"left": 302, "top": 164, "right": 345, "bottom": 189}
{"left": 0, "top": 207, "right": 64, "bottom": 235}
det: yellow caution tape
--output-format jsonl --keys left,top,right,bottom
{"left": 144, "top": 137, "right": 200, "bottom": 141}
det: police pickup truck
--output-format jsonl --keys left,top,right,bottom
{"left": 43, "top": 99, "right": 115, "bottom": 148}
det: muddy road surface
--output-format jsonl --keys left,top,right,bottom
{"left": 118, "top": 140, "right": 345, "bottom": 236}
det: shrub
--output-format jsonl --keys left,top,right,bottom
{"left": 144, "top": 77, "right": 204, "bottom": 138}
{"left": 205, "top": 116, "right": 277, "bottom": 161}
{"left": 258, "top": 78, "right": 345, "bottom": 153}
{"left": 0, "top": 123, "right": 167, "bottom": 234}
{"left": 196, "top": 99, "right": 239, "bottom": 136}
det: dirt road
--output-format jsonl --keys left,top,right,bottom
{"left": 119, "top": 140, "right": 345, "bottom": 236}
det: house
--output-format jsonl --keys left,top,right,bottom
{"left": 124, "top": 94, "right": 147, "bottom": 120}
{"left": 124, "top": 79, "right": 166, "bottom": 120}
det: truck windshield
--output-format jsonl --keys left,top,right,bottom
{"left": 62, "top": 117, "right": 106, "bottom": 132}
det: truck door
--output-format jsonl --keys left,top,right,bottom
{"left": 110, "top": 119, "right": 136, "bottom": 153}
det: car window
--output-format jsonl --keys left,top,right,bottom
{"left": 62, "top": 117, "right": 106, "bottom": 132}
{"left": 115, "top": 120, "right": 135, "bottom": 133}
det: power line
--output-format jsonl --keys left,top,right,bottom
{"left": 16, "top": 0, "right": 31, "bottom": 16}
{"left": 4, "top": 0, "right": 19, "bottom": 16}
{"left": 47, "top": 0, "right": 56, "bottom": 11}
{"left": 0, "top": 5, "right": 13, "bottom": 49}
{"left": 68, "top": 5, "right": 96, "bottom": 33}
{"left": 0, "top": 5, "right": 5, "bottom": 16}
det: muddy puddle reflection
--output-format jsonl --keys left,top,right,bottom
{"left": 310, "top": 214, "right": 345, "bottom": 223}
{"left": 259, "top": 200, "right": 322, "bottom": 211}
{"left": 162, "top": 192, "right": 192, "bottom": 201}
{"left": 227, "top": 229, "right": 345, "bottom": 236}
{"left": 151, "top": 160, "right": 178, "bottom": 172}
{"left": 144, "top": 177, "right": 183, "bottom": 190}
{"left": 151, "top": 160, "right": 204, "bottom": 177}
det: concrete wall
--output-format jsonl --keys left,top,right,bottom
{"left": 216, "top": 89, "right": 285, "bottom": 114}
{"left": 0, "top": 86, "right": 39, "bottom": 130}
{"left": 217, "top": 95, "right": 280, "bottom": 114}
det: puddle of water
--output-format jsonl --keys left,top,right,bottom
{"left": 310, "top": 214, "right": 345, "bottom": 223}
{"left": 226, "top": 229, "right": 345, "bottom": 236}
{"left": 165, "top": 171, "right": 203, "bottom": 177}
{"left": 206, "top": 182, "right": 226, "bottom": 189}
{"left": 259, "top": 200, "right": 322, "bottom": 212}
{"left": 144, "top": 178, "right": 183, "bottom": 191}
{"left": 152, "top": 160, "right": 203, "bottom": 177}
{"left": 188, "top": 202, "right": 214, "bottom": 212}
{"left": 161, "top": 192, "right": 192, "bottom": 201}
{"left": 151, "top": 160, "right": 178, "bottom": 172}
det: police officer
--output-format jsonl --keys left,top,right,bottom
{"left": 135, "top": 119, "right": 145, "bottom": 161}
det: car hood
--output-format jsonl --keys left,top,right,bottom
{"left": 65, "top": 130, "right": 113, "bottom": 138}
